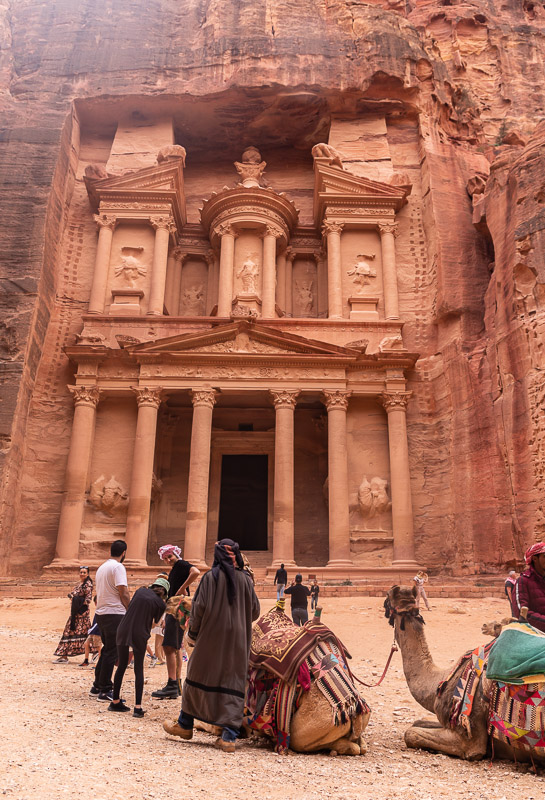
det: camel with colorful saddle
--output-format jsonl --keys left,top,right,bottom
{"left": 165, "top": 596, "right": 370, "bottom": 755}
{"left": 385, "top": 585, "right": 545, "bottom": 762}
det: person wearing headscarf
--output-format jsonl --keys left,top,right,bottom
{"left": 151, "top": 544, "right": 200, "bottom": 700}
{"left": 163, "top": 538, "right": 260, "bottom": 753}
{"left": 53, "top": 566, "right": 94, "bottom": 663}
{"left": 513, "top": 542, "right": 545, "bottom": 632}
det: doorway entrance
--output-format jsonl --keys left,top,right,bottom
{"left": 218, "top": 454, "right": 268, "bottom": 550}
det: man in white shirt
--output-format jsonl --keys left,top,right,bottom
{"left": 90, "top": 540, "right": 130, "bottom": 702}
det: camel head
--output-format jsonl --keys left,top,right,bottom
{"left": 384, "top": 585, "right": 425, "bottom": 631}
{"left": 481, "top": 617, "right": 515, "bottom": 638}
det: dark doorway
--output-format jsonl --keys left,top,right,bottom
{"left": 218, "top": 454, "right": 268, "bottom": 550}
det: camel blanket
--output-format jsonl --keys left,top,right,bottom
{"left": 249, "top": 607, "right": 354, "bottom": 685}
{"left": 487, "top": 681, "right": 545, "bottom": 757}
{"left": 486, "top": 622, "right": 545, "bottom": 685}
{"left": 437, "top": 641, "right": 495, "bottom": 735}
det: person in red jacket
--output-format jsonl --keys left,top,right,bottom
{"left": 514, "top": 542, "right": 545, "bottom": 632}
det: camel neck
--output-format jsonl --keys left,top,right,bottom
{"left": 395, "top": 616, "right": 446, "bottom": 713}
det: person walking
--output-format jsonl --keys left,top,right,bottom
{"left": 504, "top": 569, "right": 517, "bottom": 615}
{"left": 284, "top": 574, "right": 311, "bottom": 626}
{"left": 53, "top": 566, "right": 94, "bottom": 663}
{"left": 163, "top": 538, "right": 260, "bottom": 753}
{"left": 109, "top": 578, "right": 169, "bottom": 717}
{"left": 413, "top": 570, "right": 431, "bottom": 611}
{"left": 89, "top": 540, "right": 130, "bottom": 702}
{"left": 310, "top": 578, "right": 320, "bottom": 611}
{"left": 274, "top": 563, "right": 287, "bottom": 601}
{"left": 152, "top": 545, "right": 200, "bottom": 699}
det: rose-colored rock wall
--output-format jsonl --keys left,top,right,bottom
{"left": 1, "top": 0, "right": 545, "bottom": 575}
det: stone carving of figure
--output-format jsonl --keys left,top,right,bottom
{"left": 89, "top": 476, "right": 129, "bottom": 518}
{"left": 157, "top": 144, "right": 187, "bottom": 166}
{"left": 115, "top": 254, "right": 146, "bottom": 286}
{"left": 358, "top": 476, "right": 391, "bottom": 519}
{"left": 311, "top": 143, "right": 344, "bottom": 169}
{"left": 237, "top": 256, "right": 259, "bottom": 293}
{"left": 295, "top": 280, "right": 314, "bottom": 315}
{"left": 347, "top": 254, "right": 377, "bottom": 294}
{"left": 234, "top": 147, "right": 267, "bottom": 188}
{"left": 378, "top": 334, "right": 404, "bottom": 352}
{"left": 182, "top": 284, "right": 205, "bottom": 315}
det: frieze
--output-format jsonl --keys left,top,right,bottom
{"left": 100, "top": 202, "right": 171, "bottom": 211}
{"left": 140, "top": 365, "right": 344, "bottom": 380}
{"left": 327, "top": 207, "right": 395, "bottom": 216}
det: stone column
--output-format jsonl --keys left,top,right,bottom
{"left": 171, "top": 248, "right": 184, "bottom": 315}
{"left": 262, "top": 225, "right": 280, "bottom": 318}
{"left": 381, "top": 391, "right": 417, "bottom": 566}
{"left": 88, "top": 214, "right": 117, "bottom": 314}
{"left": 205, "top": 249, "right": 216, "bottom": 315}
{"left": 183, "top": 389, "right": 217, "bottom": 568}
{"left": 323, "top": 389, "right": 352, "bottom": 567}
{"left": 379, "top": 222, "right": 400, "bottom": 320}
{"left": 216, "top": 223, "right": 237, "bottom": 317}
{"left": 285, "top": 248, "right": 294, "bottom": 316}
{"left": 164, "top": 249, "right": 176, "bottom": 315}
{"left": 125, "top": 387, "right": 163, "bottom": 564}
{"left": 148, "top": 216, "right": 175, "bottom": 315}
{"left": 322, "top": 220, "right": 344, "bottom": 319}
{"left": 270, "top": 390, "right": 300, "bottom": 567}
{"left": 54, "top": 386, "right": 101, "bottom": 562}
{"left": 276, "top": 250, "right": 287, "bottom": 311}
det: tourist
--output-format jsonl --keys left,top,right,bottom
{"left": 109, "top": 578, "right": 169, "bottom": 717}
{"left": 310, "top": 578, "right": 320, "bottom": 611}
{"left": 413, "top": 570, "right": 431, "bottom": 611}
{"left": 274, "top": 562, "right": 288, "bottom": 600}
{"left": 152, "top": 545, "right": 200, "bottom": 699}
{"left": 53, "top": 566, "right": 94, "bottom": 663}
{"left": 90, "top": 540, "right": 130, "bottom": 702}
{"left": 163, "top": 538, "right": 260, "bottom": 753}
{"left": 504, "top": 569, "right": 517, "bottom": 615}
{"left": 79, "top": 614, "right": 102, "bottom": 667}
{"left": 514, "top": 543, "right": 545, "bottom": 632}
{"left": 284, "top": 574, "right": 311, "bottom": 626}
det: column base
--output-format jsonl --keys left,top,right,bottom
{"left": 326, "top": 559, "right": 354, "bottom": 568}
{"left": 44, "top": 558, "right": 81, "bottom": 570}
{"left": 268, "top": 560, "right": 297, "bottom": 571}
{"left": 123, "top": 558, "right": 149, "bottom": 568}
{"left": 391, "top": 559, "right": 420, "bottom": 571}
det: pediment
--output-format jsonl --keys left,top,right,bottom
{"left": 128, "top": 320, "right": 360, "bottom": 360}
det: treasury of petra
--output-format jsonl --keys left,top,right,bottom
{"left": 1, "top": 0, "right": 544, "bottom": 582}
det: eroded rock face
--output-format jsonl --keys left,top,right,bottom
{"left": 1, "top": 1, "right": 545, "bottom": 574}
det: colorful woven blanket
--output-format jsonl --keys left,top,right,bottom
{"left": 486, "top": 622, "right": 545, "bottom": 685}
{"left": 249, "top": 607, "right": 354, "bottom": 685}
{"left": 488, "top": 680, "right": 545, "bottom": 757}
{"left": 437, "top": 641, "right": 495, "bottom": 735}
{"left": 307, "top": 639, "right": 369, "bottom": 726}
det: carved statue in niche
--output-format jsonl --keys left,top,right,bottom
{"left": 295, "top": 280, "right": 314, "bottom": 315}
{"left": 234, "top": 147, "right": 267, "bottom": 188}
{"left": 237, "top": 255, "right": 260, "bottom": 293}
{"left": 311, "top": 143, "right": 344, "bottom": 169}
{"left": 182, "top": 284, "right": 205, "bottom": 315}
{"left": 114, "top": 247, "right": 146, "bottom": 287}
{"left": 347, "top": 254, "right": 377, "bottom": 294}
{"left": 358, "top": 476, "right": 391, "bottom": 519}
{"left": 89, "top": 476, "right": 129, "bottom": 518}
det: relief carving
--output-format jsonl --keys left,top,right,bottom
{"left": 231, "top": 302, "right": 258, "bottom": 319}
{"left": 89, "top": 475, "right": 129, "bottom": 518}
{"left": 234, "top": 146, "right": 267, "bottom": 188}
{"left": 114, "top": 247, "right": 146, "bottom": 286}
{"left": 347, "top": 254, "right": 377, "bottom": 294}
{"left": 182, "top": 284, "right": 205, "bottom": 315}
{"left": 157, "top": 144, "right": 186, "bottom": 166}
{"left": 358, "top": 476, "right": 391, "bottom": 519}
{"left": 294, "top": 280, "right": 314, "bottom": 316}
{"left": 236, "top": 255, "right": 260, "bottom": 293}
{"left": 378, "top": 334, "right": 404, "bottom": 352}
{"left": 76, "top": 328, "right": 107, "bottom": 345}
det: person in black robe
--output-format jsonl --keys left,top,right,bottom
{"left": 109, "top": 578, "right": 169, "bottom": 717}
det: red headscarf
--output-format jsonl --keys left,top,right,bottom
{"left": 524, "top": 542, "right": 545, "bottom": 565}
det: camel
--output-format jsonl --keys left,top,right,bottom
{"left": 481, "top": 617, "right": 515, "bottom": 638}
{"left": 385, "top": 585, "right": 545, "bottom": 762}
{"left": 164, "top": 597, "right": 370, "bottom": 755}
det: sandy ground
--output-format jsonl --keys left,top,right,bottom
{"left": 0, "top": 593, "right": 543, "bottom": 800}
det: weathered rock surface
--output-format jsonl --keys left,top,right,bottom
{"left": 1, "top": 0, "right": 545, "bottom": 574}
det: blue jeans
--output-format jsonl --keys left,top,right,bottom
{"left": 178, "top": 711, "right": 239, "bottom": 742}
{"left": 276, "top": 583, "right": 285, "bottom": 600}
{"left": 311, "top": 595, "right": 319, "bottom": 610}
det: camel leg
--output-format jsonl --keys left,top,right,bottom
{"left": 404, "top": 724, "right": 487, "bottom": 761}
{"left": 328, "top": 736, "right": 361, "bottom": 756}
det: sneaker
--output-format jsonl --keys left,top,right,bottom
{"left": 52, "top": 657, "right": 68, "bottom": 664}
{"left": 133, "top": 707, "right": 145, "bottom": 718}
{"left": 149, "top": 656, "right": 158, "bottom": 667}
{"left": 151, "top": 682, "right": 180, "bottom": 700}
{"left": 97, "top": 691, "right": 114, "bottom": 703}
{"left": 163, "top": 719, "right": 192, "bottom": 739}
{"left": 78, "top": 660, "right": 89, "bottom": 667}
{"left": 214, "top": 737, "right": 235, "bottom": 753}
{"left": 89, "top": 686, "right": 100, "bottom": 697}
{"left": 108, "top": 701, "right": 130, "bottom": 713}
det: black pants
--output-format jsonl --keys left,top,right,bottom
{"left": 93, "top": 613, "right": 124, "bottom": 693}
{"left": 113, "top": 644, "right": 146, "bottom": 706}
{"left": 292, "top": 607, "right": 308, "bottom": 626}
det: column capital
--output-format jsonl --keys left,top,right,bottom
{"left": 69, "top": 385, "right": 101, "bottom": 408}
{"left": 204, "top": 248, "right": 216, "bottom": 266}
{"left": 214, "top": 222, "right": 238, "bottom": 238}
{"left": 380, "top": 391, "right": 412, "bottom": 412}
{"left": 132, "top": 386, "right": 164, "bottom": 408}
{"left": 322, "top": 220, "right": 344, "bottom": 237}
{"left": 262, "top": 224, "right": 283, "bottom": 239}
{"left": 150, "top": 215, "right": 176, "bottom": 233}
{"left": 270, "top": 389, "right": 300, "bottom": 409}
{"left": 191, "top": 388, "right": 217, "bottom": 409}
{"left": 285, "top": 246, "right": 296, "bottom": 264}
{"left": 323, "top": 389, "right": 351, "bottom": 411}
{"left": 172, "top": 246, "right": 187, "bottom": 263}
{"left": 93, "top": 213, "right": 117, "bottom": 231}
{"left": 378, "top": 221, "right": 399, "bottom": 237}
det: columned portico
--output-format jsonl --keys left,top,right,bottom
{"left": 323, "top": 389, "right": 352, "bottom": 567}
{"left": 270, "top": 389, "right": 299, "bottom": 567}
{"left": 183, "top": 388, "right": 217, "bottom": 569}
{"left": 125, "top": 387, "right": 163, "bottom": 564}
